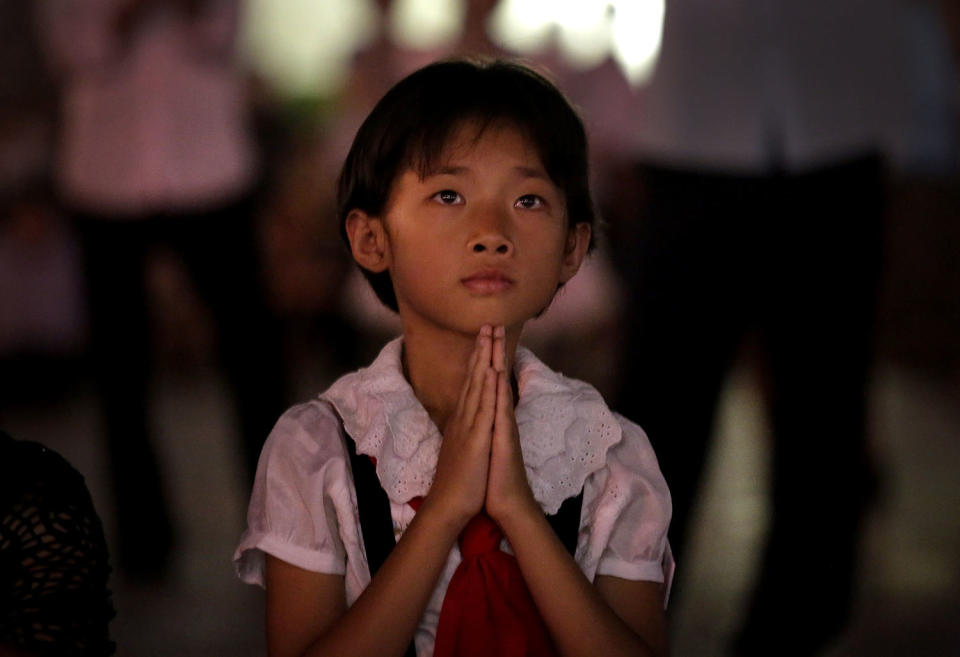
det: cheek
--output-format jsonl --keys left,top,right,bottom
{"left": 524, "top": 227, "right": 570, "bottom": 268}
{"left": 388, "top": 241, "right": 448, "bottom": 296}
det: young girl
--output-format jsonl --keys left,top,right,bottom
{"left": 234, "top": 58, "right": 673, "bottom": 657}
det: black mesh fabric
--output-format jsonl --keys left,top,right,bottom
{"left": 1, "top": 432, "right": 115, "bottom": 656}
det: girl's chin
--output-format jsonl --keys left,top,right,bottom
{"left": 399, "top": 302, "right": 540, "bottom": 338}
{"left": 458, "top": 314, "right": 529, "bottom": 335}
{"left": 465, "top": 303, "right": 548, "bottom": 330}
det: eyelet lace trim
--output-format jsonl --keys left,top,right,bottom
{"left": 321, "top": 338, "right": 622, "bottom": 513}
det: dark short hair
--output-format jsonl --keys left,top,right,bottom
{"left": 336, "top": 57, "right": 596, "bottom": 312}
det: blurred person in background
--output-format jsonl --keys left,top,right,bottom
{"left": 0, "top": 0, "right": 56, "bottom": 199}
{"left": 610, "top": 1, "right": 923, "bottom": 654}
{"left": 0, "top": 0, "right": 84, "bottom": 396}
{"left": 35, "top": 0, "right": 288, "bottom": 579}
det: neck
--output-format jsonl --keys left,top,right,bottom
{"left": 400, "top": 322, "right": 521, "bottom": 432}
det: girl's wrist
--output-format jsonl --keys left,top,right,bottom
{"left": 490, "top": 497, "right": 550, "bottom": 557}
{"left": 417, "top": 491, "right": 476, "bottom": 538}
{"left": 487, "top": 489, "right": 540, "bottom": 530}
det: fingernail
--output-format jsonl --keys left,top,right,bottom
{"left": 480, "top": 325, "right": 492, "bottom": 337}
{"left": 494, "top": 326, "right": 505, "bottom": 338}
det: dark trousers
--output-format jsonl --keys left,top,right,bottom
{"left": 613, "top": 154, "right": 884, "bottom": 655}
{"left": 77, "top": 194, "right": 287, "bottom": 573}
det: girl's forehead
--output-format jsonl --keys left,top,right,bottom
{"left": 416, "top": 120, "right": 544, "bottom": 176}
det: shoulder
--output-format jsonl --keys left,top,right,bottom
{"left": 579, "top": 410, "right": 671, "bottom": 537}
{"left": 608, "top": 413, "right": 666, "bottom": 477}
{"left": 237, "top": 401, "right": 359, "bottom": 585}
{"left": 252, "top": 400, "right": 356, "bottom": 501}
{"left": 599, "top": 412, "right": 671, "bottom": 518}
{"left": 259, "top": 400, "right": 349, "bottom": 466}
{"left": 578, "top": 412, "right": 673, "bottom": 588}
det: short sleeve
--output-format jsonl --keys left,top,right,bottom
{"left": 579, "top": 415, "right": 674, "bottom": 597}
{"left": 233, "top": 401, "right": 356, "bottom": 588}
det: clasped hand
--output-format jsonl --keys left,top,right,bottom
{"left": 427, "top": 325, "right": 536, "bottom": 528}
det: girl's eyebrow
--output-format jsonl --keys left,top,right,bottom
{"left": 425, "top": 165, "right": 550, "bottom": 180}
{"left": 513, "top": 166, "right": 551, "bottom": 181}
{"left": 429, "top": 166, "right": 470, "bottom": 177}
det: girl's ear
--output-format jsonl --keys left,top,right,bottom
{"left": 345, "top": 209, "right": 391, "bottom": 273}
{"left": 559, "top": 222, "right": 592, "bottom": 284}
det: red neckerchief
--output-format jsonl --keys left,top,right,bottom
{"left": 407, "top": 497, "right": 559, "bottom": 657}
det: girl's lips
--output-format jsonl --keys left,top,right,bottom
{"left": 461, "top": 272, "right": 514, "bottom": 294}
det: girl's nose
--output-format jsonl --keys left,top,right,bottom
{"left": 467, "top": 207, "right": 514, "bottom": 255}
{"left": 469, "top": 235, "right": 513, "bottom": 255}
{"left": 467, "top": 233, "right": 513, "bottom": 255}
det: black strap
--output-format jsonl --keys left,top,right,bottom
{"left": 346, "top": 435, "right": 398, "bottom": 579}
{"left": 548, "top": 490, "right": 584, "bottom": 557}
{"left": 346, "top": 436, "right": 418, "bottom": 657}
{"left": 346, "top": 434, "right": 584, "bottom": 657}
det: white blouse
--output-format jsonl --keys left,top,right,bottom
{"left": 234, "top": 338, "right": 673, "bottom": 656}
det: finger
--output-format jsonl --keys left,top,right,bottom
{"left": 475, "top": 367, "right": 497, "bottom": 437}
{"left": 492, "top": 326, "right": 506, "bottom": 372}
{"left": 494, "top": 369, "right": 515, "bottom": 439}
{"left": 456, "top": 327, "right": 486, "bottom": 410}
{"left": 462, "top": 326, "right": 493, "bottom": 420}
{"left": 458, "top": 325, "right": 489, "bottom": 403}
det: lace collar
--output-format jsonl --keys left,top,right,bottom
{"left": 320, "top": 337, "right": 622, "bottom": 514}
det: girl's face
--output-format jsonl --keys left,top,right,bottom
{"left": 375, "top": 121, "right": 590, "bottom": 337}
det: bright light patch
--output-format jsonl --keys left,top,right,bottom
{"left": 555, "top": 2, "right": 614, "bottom": 71}
{"left": 611, "top": 0, "right": 664, "bottom": 86}
{"left": 240, "top": 0, "right": 664, "bottom": 97}
{"left": 487, "top": 0, "right": 555, "bottom": 54}
{"left": 241, "top": 0, "right": 378, "bottom": 98}
{"left": 488, "top": 0, "right": 664, "bottom": 86}
{"left": 388, "top": 0, "right": 466, "bottom": 51}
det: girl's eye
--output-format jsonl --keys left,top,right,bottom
{"left": 432, "top": 190, "right": 463, "bottom": 205}
{"left": 516, "top": 194, "right": 545, "bottom": 210}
